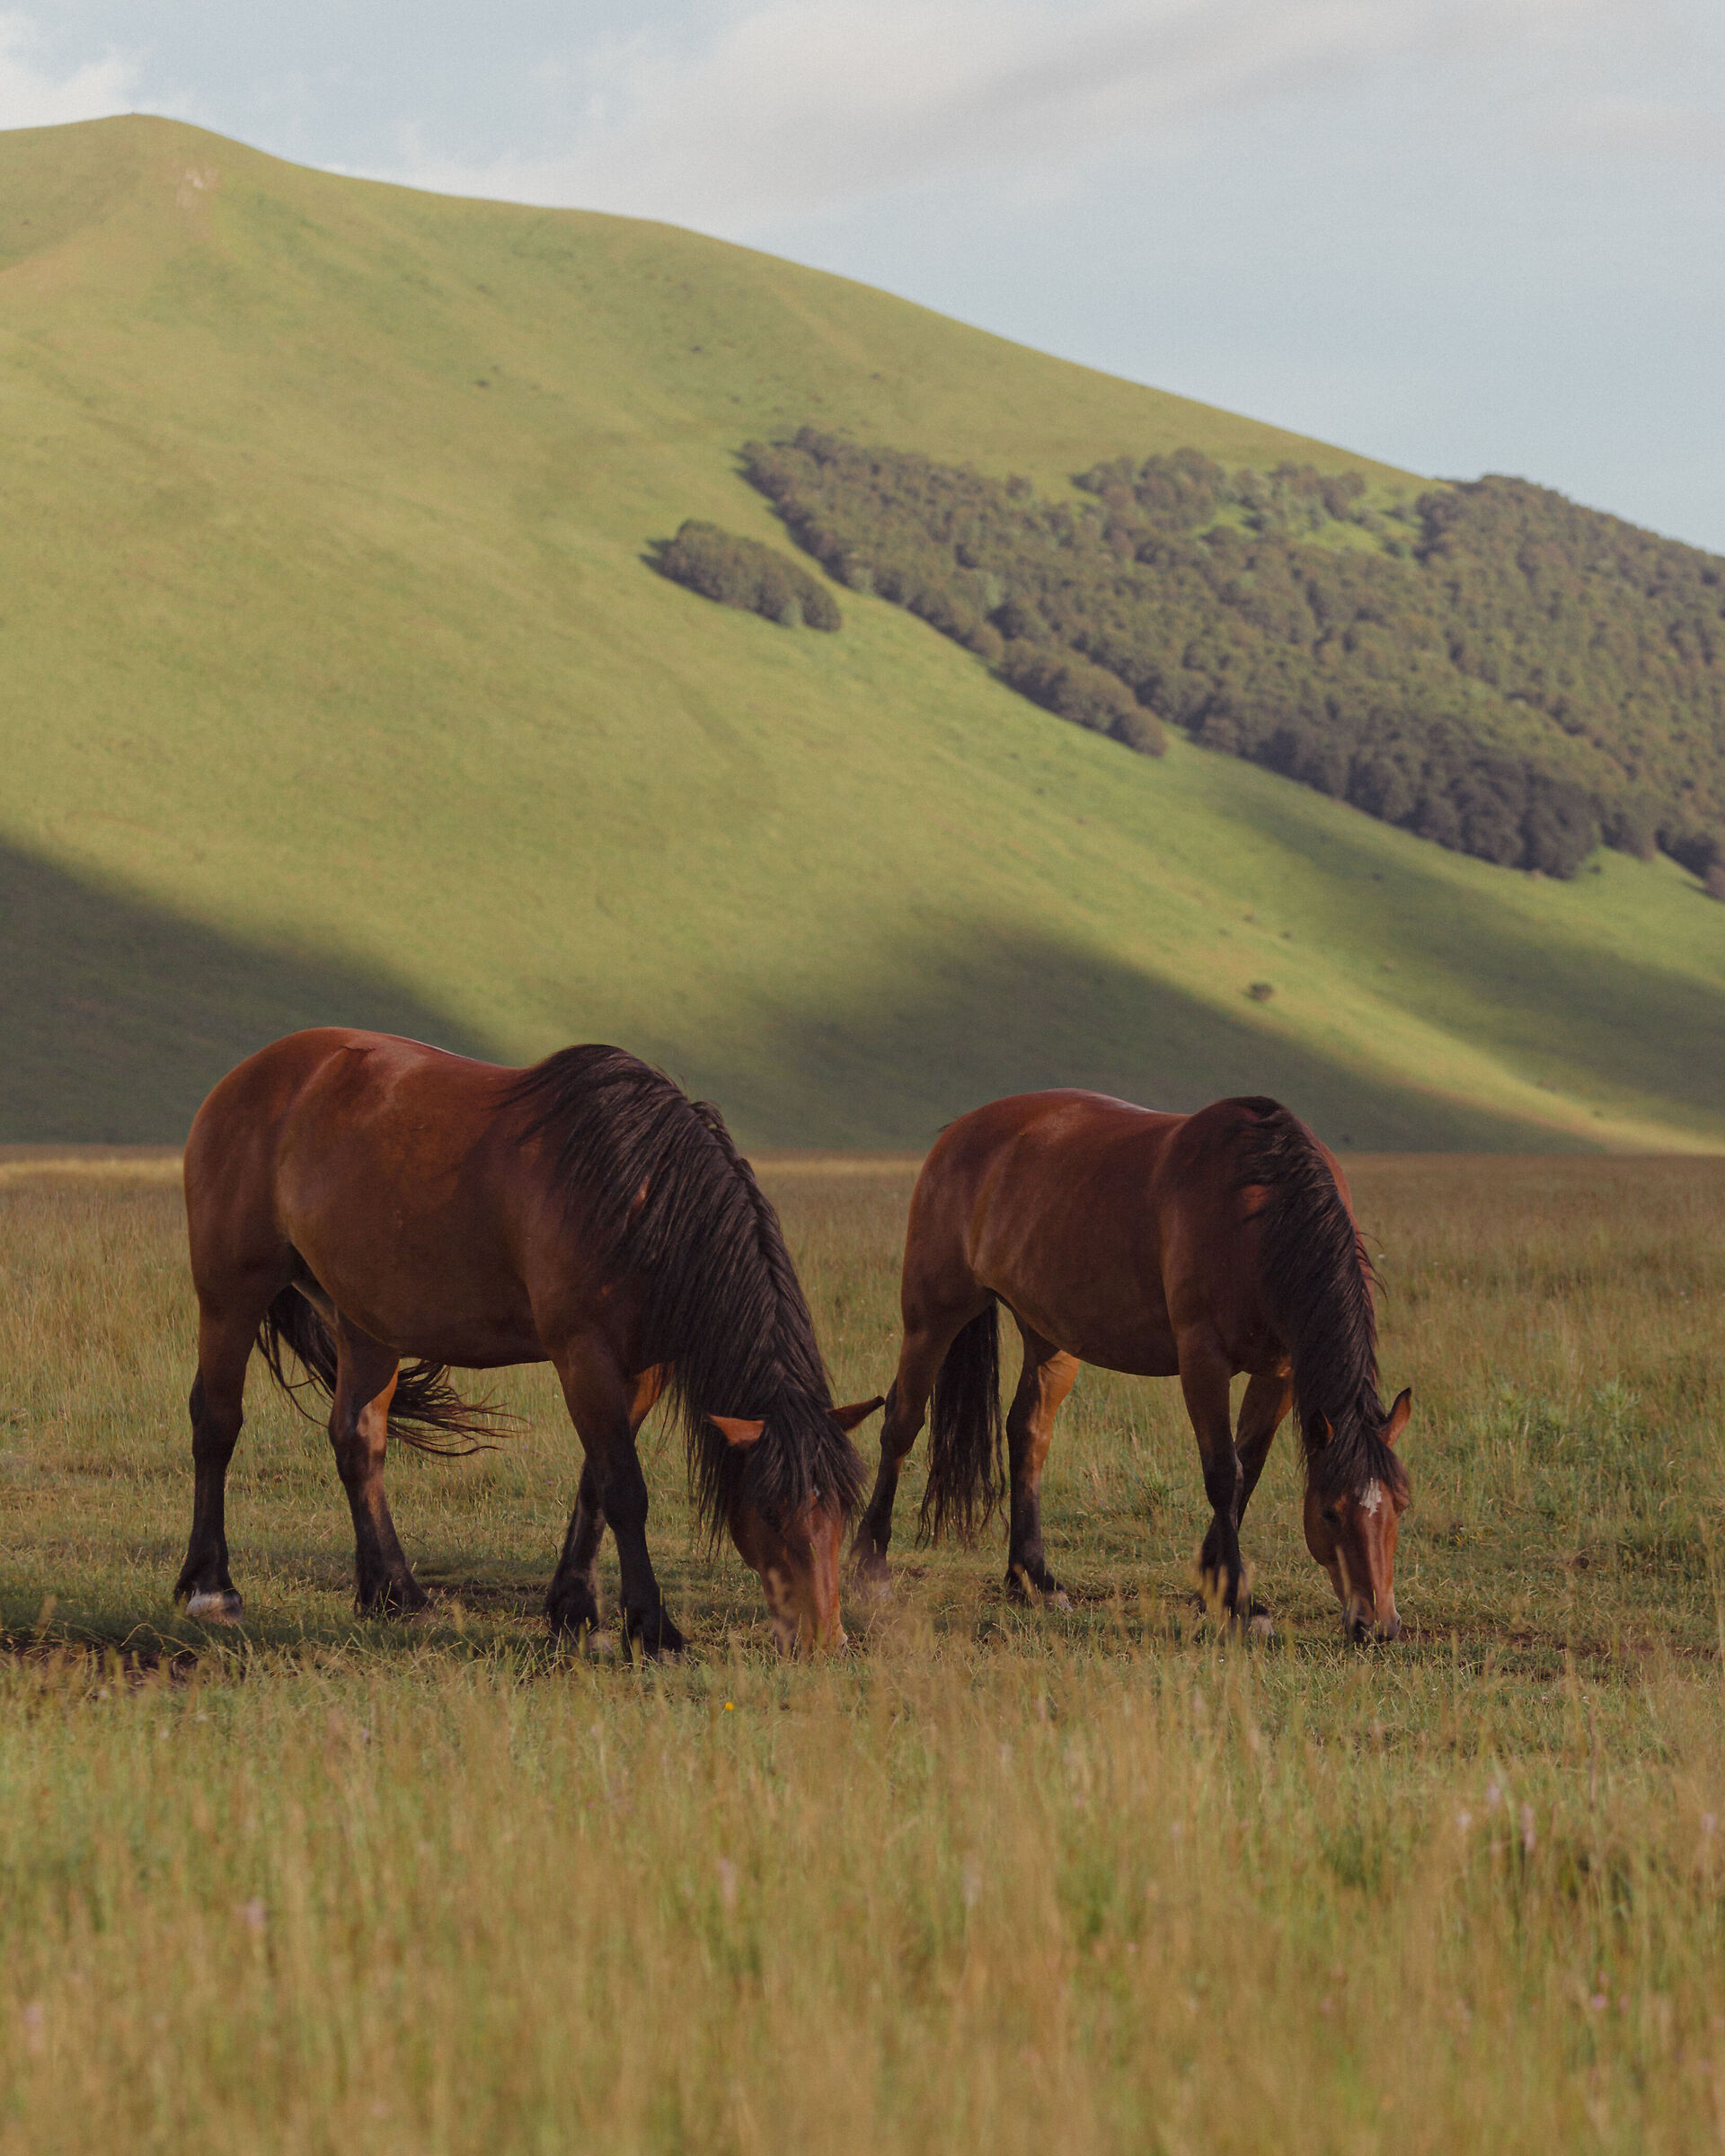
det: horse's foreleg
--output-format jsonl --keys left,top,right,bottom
{"left": 1197, "top": 1365, "right": 1293, "bottom": 1623}
{"left": 329, "top": 1330, "right": 425, "bottom": 1615}
{"left": 1233, "top": 1367, "right": 1294, "bottom": 1525}
{"left": 553, "top": 1346, "right": 683, "bottom": 1656}
{"left": 1179, "top": 1331, "right": 1250, "bottom": 1616}
{"left": 850, "top": 1327, "right": 948, "bottom": 1586}
{"left": 175, "top": 1305, "right": 262, "bottom": 1621}
{"left": 545, "top": 1457, "right": 607, "bottom": 1636}
{"left": 544, "top": 1364, "right": 662, "bottom": 1637}
{"left": 1004, "top": 1327, "right": 1079, "bottom": 1607}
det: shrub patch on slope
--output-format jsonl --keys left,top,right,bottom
{"left": 744, "top": 431, "right": 1725, "bottom": 880}
{"left": 652, "top": 520, "right": 841, "bottom": 631}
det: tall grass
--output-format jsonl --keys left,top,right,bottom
{"left": 0, "top": 1153, "right": 1722, "bottom": 2150}
{"left": 4, "top": 1644, "right": 1724, "bottom": 2154}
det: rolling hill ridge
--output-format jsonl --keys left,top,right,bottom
{"left": 2, "top": 114, "right": 1722, "bottom": 1150}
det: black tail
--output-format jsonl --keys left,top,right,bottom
{"left": 255, "top": 1286, "right": 503, "bottom": 1457}
{"left": 920, "top": 1298, "right": 1004, "bottom": 1542}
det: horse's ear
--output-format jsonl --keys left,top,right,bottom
{"left": 1312, "top": 1412, "right": 1333, "bottom": 1447}
{"left": 1383, "top": 1388, "right": 1412, "bottom": 1445}
{"left": 830, "top": 1396, "right": 886, "bottom": 1433}
{"left": 711, "top": 1415, "right": 766, "bottom": 1448}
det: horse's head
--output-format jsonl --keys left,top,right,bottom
{"left": 1303, "top": 1388, "right": 1412, "bottom": 1641}
{"left": 712, "top": 1398, "right": 883, "bottom": 1653}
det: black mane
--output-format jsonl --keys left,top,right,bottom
{"left": 1233, "top": 1100, "right": 1408, "bottom": 1506}
{"left": 504, "top": 1047, "right": 863, "bottom": 1538}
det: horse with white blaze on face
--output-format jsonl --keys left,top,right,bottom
{"left": 174, "top": 1029, "right": 880, "bottom": 1654}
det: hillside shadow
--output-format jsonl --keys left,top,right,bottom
{"left": 1197, "top": 782, "right": 1725, "bottom": 1131}
{"left": 0, "top": 842, "right": 494, "bottom": 1142}
{"left": 625, "top": 921, "right": 1585, "bottom": 1152}
{"left": 8, "top": 843, "right": 1706, "bottom": 1154}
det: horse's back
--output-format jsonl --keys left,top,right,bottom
{"left": 188, "top": 1031, "right": 508, "bottom": 1173}
{"left": 183, "top": 1031, "right": 517, "bottom": 1289}
{"left": 925, "top": 1088, "right": 1179, "bottom": 1187}
{"left": 905, "top": 1091, "right": 1182, "bottom": 1366}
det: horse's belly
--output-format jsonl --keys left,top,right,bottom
{"left": 1079, "top": 1336, "right": 1181, "bottom": 1380}
{"left": 289, "top": 1224, "right": 544, "bottom": 1369}
{"left": 1055, "top": 1323, "right": 1181, "bottom": 1380}
{"left": 1001, "top": 1282, "right": 1180, "bottom": 1380}
{"left": 392, "top": 1312, "right": 547, "bottom": 1369}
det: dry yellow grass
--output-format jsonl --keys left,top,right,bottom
{"left": 0, "top": 1156, "right": 1722, "bottom": 2152}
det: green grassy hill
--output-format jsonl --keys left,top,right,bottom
{"left": 3, "top": 114, "right": 1722, "bottom": 1149}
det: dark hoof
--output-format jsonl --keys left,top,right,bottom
{"left": 623, "top": 1605, "right": 687, "bottom": 1659}
{"left": 1196, "top": 1568, "right": 1251, "bottom": 1616}
{"left": 1005, "top": 1564, "right": 1072, "bottom": 1613}
{"left": 355, "top": 1577, "right": 429, "bottom": 1618}
{"left": 547, "top": 1586, "right": 603, "bottom": 1639}
{"left": 848, "top": 1552, "right": 893, "bottom": 1600}
{"left": 182, "top": 1586, "right": 244, "bottom": 1624}
{"left": 1195, "top": 1586, "right": 1269, "bottom": 1633}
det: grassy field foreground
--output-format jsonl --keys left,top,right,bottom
{"left": 1, "top": 1153, "right": 1724, "bottom": 2151}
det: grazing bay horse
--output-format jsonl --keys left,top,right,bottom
{"left": 852, "top": 1091, "right": 1411, "bottom": 1639}
{"left": 175, "top": 1029, "right": 880, "bottom": 1653}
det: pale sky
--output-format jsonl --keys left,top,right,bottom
{"left": 4, "top": 1, "right": 1723, "bottom": 549}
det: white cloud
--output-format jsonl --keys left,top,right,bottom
{"left": 0, "top": 12, "right": 136, "bottom": 129}
{"left": 376, "top": 0, "right": 1632, "bottom": 227}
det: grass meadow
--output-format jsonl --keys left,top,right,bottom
{"left": 1, "top": 1148, "right": 1724, "bottom": 2152}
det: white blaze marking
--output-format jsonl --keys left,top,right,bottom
{"left": 1360, "top": 1481, "right": 1384, "bottom": 1516}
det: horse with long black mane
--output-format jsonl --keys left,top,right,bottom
{"left": 174, "top": 1029, "right": 880, "bottom": 1653}
{"left": 852, "top": 1090, "right": 1412, "bottom": 1639}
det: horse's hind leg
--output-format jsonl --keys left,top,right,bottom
{"left": 328, "top": 1323, "right": 425, "bottom": 1615}
{"left": 1004, "top": 1325, "right": 1079, "bottom": 1608}
{"left": 850, "top": 1319, "right": 965, "bottom": 1586}
{"left": 545, "top": 1364, "right": 664, "bottom": 1637}
{"left": 176, "top": 1299, "right": 273, "bottom": 1621}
